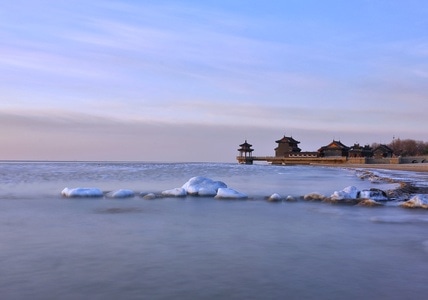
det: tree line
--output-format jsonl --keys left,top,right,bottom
{"left": 371, "top": 138, "right": 428, "bottom": 156}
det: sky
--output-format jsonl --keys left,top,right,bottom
{"left": 1, "top": 0, "right": 427, "bottom": 162}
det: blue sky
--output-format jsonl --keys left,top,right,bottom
{"left": 1, "top": 0, "right": 427, "bottom": 161}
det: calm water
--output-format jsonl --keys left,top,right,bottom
{"left": 1, "top": 162, "right": 428, "bottom": 299}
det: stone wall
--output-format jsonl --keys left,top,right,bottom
{"left": 399, "top": 156, "right": 428, "bottom": 164}
{"left": 347, "top": 157, "right": 367, "bottom": 164}
{"left": 366, "top": 157, "right": 401, "bottom": 164}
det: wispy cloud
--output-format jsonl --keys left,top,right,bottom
{"left": 1, "top": 1, "right": 427, "bottom": 161}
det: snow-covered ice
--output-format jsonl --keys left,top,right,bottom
{"left": 61, "top": 187, "right": 103, "bottom": 198}
{"left": 331, "top": 186, "right": 359, "bottom": 201}
{"left": 182, "top": 176, "right": 227, "bottom": 196}
{"left": 215, "top": 187, "right": 247, "bottom": 199}
{"left": 162, "top": 187, "right": 187, "bottom": 197}
{"left": 359, "top": 189, "right": 388, "bottom": 201}
{"left": 106, "top": 189, "right": 135, "bottom": 198}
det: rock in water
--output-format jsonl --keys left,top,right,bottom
{"left": 286, "top": 195, "right": 297, "bottom": 202}
{"left": 400, "top": 195, "right": 428, "bottom": 209}
{"left": 141, "top": 193, "right": 157, "bottom": 200}
{"left": 358, "top": 199, "right": 383, "bottom": 207}
{"left": 268, "top": 193, "right": 282, "bottom": 202}
{"left": 303, "top": 192, "right": 326, "bottom": 201}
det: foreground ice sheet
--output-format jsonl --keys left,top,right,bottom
{"left": 61, "top": 187, "right": 103, "bottom": 198}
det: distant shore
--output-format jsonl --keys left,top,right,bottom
{"left": 324, "top": 163, "right": 428, "bottom": 173}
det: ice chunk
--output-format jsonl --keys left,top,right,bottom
{"left": 106, "top": 189, "right": 135, "bottom": 198}
{"left": 331, "top": 186, "right": 359, "bottom": 201}
{"left": 162, "top": 187, "right": 187, "bottom": 197}
{"left": 400, "top": 195, "right": 428, "bottom": 209}
{"left": 181, "top": 176, "right": 227, "bottom": 196}
{"left": 215, "top": 187, "right": 247, "bottom": 199}
{"left": 61, "top": 187, "right": 103, "bottom": 198}
{"left": 198, "top": 187, "right": 218, "bottom": 196}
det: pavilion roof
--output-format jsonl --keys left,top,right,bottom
{"left": 239, "top": 140, "right": 253, "bottom": 147}
{"left": 374, "top": 144, "right": 393, "bottom": 152}
{"left": 318, "top": 140, "right": 349, "bottom": 151}
{"left": 275, "top": 135, "right": 300, "bottom": 144}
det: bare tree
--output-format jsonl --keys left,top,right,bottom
{"left": 387, "top": 138, "right": 428, "bottom": 156}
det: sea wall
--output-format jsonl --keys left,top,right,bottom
{"left": 237, "top": 155, "right": 428, "bottom": 165}
{"left": 399, "top": 156, "right": 428, "bottom": 164}
{"left": 365, "top": 157, "right": 401, "bottom": 164}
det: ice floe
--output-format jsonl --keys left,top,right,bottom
{"left": 58, "top": 174, "right": 428, "bottom": 210}
{"left": 329, "top": 186, "right": 389, "bottom": 202}
{"left": 161, "top": 187, "right": 187, "bottom": 197}
{"left": 198, "top": 187, "right": 218, "bottom": 196}
{"left": 161, "top": 176, "right": 232, "bottom": 198}
{"left": 106, "top": 189, "right": 135, "bottom": 198}
{"left": 215, "top": 187, "right": 247, "bottom": 199}
{"left": 61, "top": 187, "right": 103, "bottom": 198}
{"left": 400, "top": 194, "right": 428, "bottom": 209}
{"left": 181, "top": 176, "right": 227, "bottom": 195}
{"left": 331, "top": 186, "right": 360, "bottom": 201}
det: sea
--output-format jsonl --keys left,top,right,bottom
{"left": 1, "top": 161, "right": 428, "bottom": 300}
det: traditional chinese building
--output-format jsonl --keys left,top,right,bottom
{"left": 318, "top": 140, "right": 350, "bottom": 157}
{"left": 373, "top": 144, "right": 393, "bottom": 158}
{"left": 349, "top": 143, "right": 373, "bottom": 158}
{"left": 235, "top": 135, "right": 406, "bottom": 165}
{"left": 237, "top": 140, "right": 254, "bottom": 157}
{"left": 275, "top": 135, "right": 301, "bottom": 157}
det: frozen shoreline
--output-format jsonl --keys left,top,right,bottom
{"left": 329, "top": 163, "right": 428, "bottom": 173}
